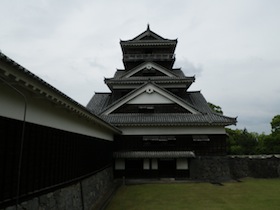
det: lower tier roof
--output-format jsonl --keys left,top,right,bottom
{"left": 114, "top": 151, "right": 195, "bottom": 158}
{"left": 101, "top": 113, "right": 236, "bottom": 126}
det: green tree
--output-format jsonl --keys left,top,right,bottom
{"left": 259, "top": 115, "right": 280, "bottom": 154}
{"left": 208, "top": 102, "right": 223, "bottom": 114}
{"left": 227, "top": 115, "right": 280, "bottom": 155}
{"left": 255, "top": 132, "right": 267, "bottom": 154}
{"left": 226, "top": 128, "right": 258, "bottom": 155}
{"left": 271, "top": 115, "right": 280, "bottom": 134}
{"left": 263, "top": 135, "right": 280, "bottom": 154}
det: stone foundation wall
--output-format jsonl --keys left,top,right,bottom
{"left": 189, "top": 156, "right": 231, "bottom": 182}
{"left": 190, "top": 155, "right": 280, "bottom": 182}
{"left": 3, "top": 156, "right": 280, "bottom": 209}
{"left": 3, "top": 167, "right": 114, "bottom": 210}
{"left": 229, "top": 155, "right": 280, "bottom": 179}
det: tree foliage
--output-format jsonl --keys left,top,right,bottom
{"left": 208, "top": 102, "right": 280, "bottom": 155}
{"left": 226, "top": 128, "right": 258, "bottom": 155}
{"left": 271, "top": 115, "right": 280, "bottom": 134}
{"left": 227, "top": 114, "right": 280, "bottom": 155}
{"left": 208, "top": 102, "right": 223, "bottom": 114}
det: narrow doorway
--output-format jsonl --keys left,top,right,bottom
{"left": 158, "top": 159, "right": 176, "bottom": 178}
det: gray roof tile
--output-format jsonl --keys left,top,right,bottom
{"left": 112, "top": 68, "right": 189, "bottom": 79}
{"left": 0, "top": 52, "right": 121, "bottom": 133}
{"left": 114, "top": 151, "right": 195, "bottom": 158}
{"left": 86, "top": 87, "right": 237, "bottom": 127}
{"left": 101, "top": 113, "right": 236, "bottom": 126}
{"left": 86, "top": 93, "right": 111, "bottom": 114}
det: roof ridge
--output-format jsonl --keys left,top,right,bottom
{"left": 100, "top": 82, "right": 202, "bottom": 115}
{"left": 100, "top": 82, "right": 149, "bottom": 114}
{"left": 0, "top": 51, "right": 121, "bottom": 133}
{"left": 94, "top": 92, "right": 111, "bottom": 94}
{"left": 187, "top": 90, "right": 201, "bottom": 93}
{"left": 119, "top": 61, "right": 179, "bottom": 79}
{"left": 210, "top": 112, "right": 238, "bottom": 122}
{"left": 120, "top": 25, "right": 177, "bottom": 43}
{"left": 101, "top": 112, "right": 237, "bottom": 126}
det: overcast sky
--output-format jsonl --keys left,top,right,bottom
{"left": 1, "top": 0, "right": 279, "bottom": 134}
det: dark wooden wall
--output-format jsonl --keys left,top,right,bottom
{"left": 114, "top": 134, "right": 227, "bottom": 155}
{"left": 0, "top": 116, "right": 113, "bottom": 208}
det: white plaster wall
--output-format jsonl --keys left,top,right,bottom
{"left": 112, "top": 83, "right": 186, "bottom": 89}
{"left": 176, "top": 159, "right": 188, "bottom": 170}
{"left": 120, "top": 125, "right": 226, "bottom": 135}
{"left": 143, "top": 159, "right": 150, "bottom": 170}
{"left": 151, "top": 159, "right": 158, "bottom": 170}
{"left": 124, "top": 62, "right": 175, "bottom": 78}
{"left": 0, "top": 83, "right": 26, "bottom": 121}
{"left": 0, "top": 84, "right": 114, "bottom": 141}
{"left": 127, "top": 91, "right": 173, "bottom": 104}
{"left": 115, "top": 159, "right": 125, "bottom": 170}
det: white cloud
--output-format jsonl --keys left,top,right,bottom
{"left": 1, "top": 0, "right": 280, "bottom": 134}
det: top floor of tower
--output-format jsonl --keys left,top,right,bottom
{"left": 120, "top": 25, "right": 177, "bottom": 70}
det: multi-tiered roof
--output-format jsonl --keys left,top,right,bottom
{"left": 120, "top": 24, "right": 176, "bottom": 70}
{"left": 87, "top": 26, "right": 236, "bottom": 127}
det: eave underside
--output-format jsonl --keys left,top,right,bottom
{"left": 114, "top": 151, "right": 195, "bottom": 159}
{"left": 101, "top": 113, "right": 236, "bottom": 127}
{"left": 105, "top": 79, "right": 194, "bottom": 90}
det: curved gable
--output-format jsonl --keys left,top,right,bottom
{"left": 101, "top": 83, "right": 199, "bottom": 115}
{"left": 122, "top": 62, "right": 177, "bottom": 78}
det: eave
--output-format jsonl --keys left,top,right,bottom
{"left": 114, "top": 151, "right": 195, "bottom": 159}
{"left": 100, "top": 82, "right": 201, "bottom": 115}
{"left": 0, "top": 52, "right": 122, "bottom": 134}
{"left": 120, "top": 40, "right": 177, "bottom": 47}
{"left": 101, "top": 113, "right": 237, "bottom": 127}
{"left": 104, "top": 77, "right": 194, "bottom": 91}
{"left": 120, "top": 25, "right": 177, "bottom": 43}
{"left": 105, "top": 77, "right": 195, "bottom": 84}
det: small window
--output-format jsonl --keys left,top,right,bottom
{"left": 143, "top": 159, "right": 150, "bottom": 170}
{"left": 176, "top": 159, "right": 188, "bottom": 170}
{"left": 143, "top": 136, "right": 176, "bottom": 147}
{"left": 192, "top": 135, "right": 210, "bottom": 142}
{"left": 143, "top": 136, "right": 176, "bottom": 141}
{"left": 151, "top": 159, "right": 158, "bottom": 170}
{"left": 115, "top": 159, "right": 125, "bottom": 170}
{"left": 138, "top": 105, "right": 154, "bottom": 113}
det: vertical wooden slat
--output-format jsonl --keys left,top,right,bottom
{"left": 1, "top": 116, "right": 113, "bottom": 208}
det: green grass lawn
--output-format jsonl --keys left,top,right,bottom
{"left": 106, "top": 178, "right": 280, "bottom": 210}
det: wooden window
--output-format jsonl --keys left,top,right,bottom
{"left": 138, "top": 105, "right": 154, "bottom": 113}
{"left": 143, "top": 136, "right": 176, "bottom": 148}
{"left": 192, "top": 135, "right": 210, "bottom": 142}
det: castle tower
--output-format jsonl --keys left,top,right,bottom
{"left": 87, "top": 26, "right": 236, "bottom": 179}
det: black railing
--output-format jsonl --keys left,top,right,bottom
{"left": 0, "top": 116, "right": 113, "bottom": 208}
{"left": 123, "top": 53, "right": 175, "bottom": 61}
